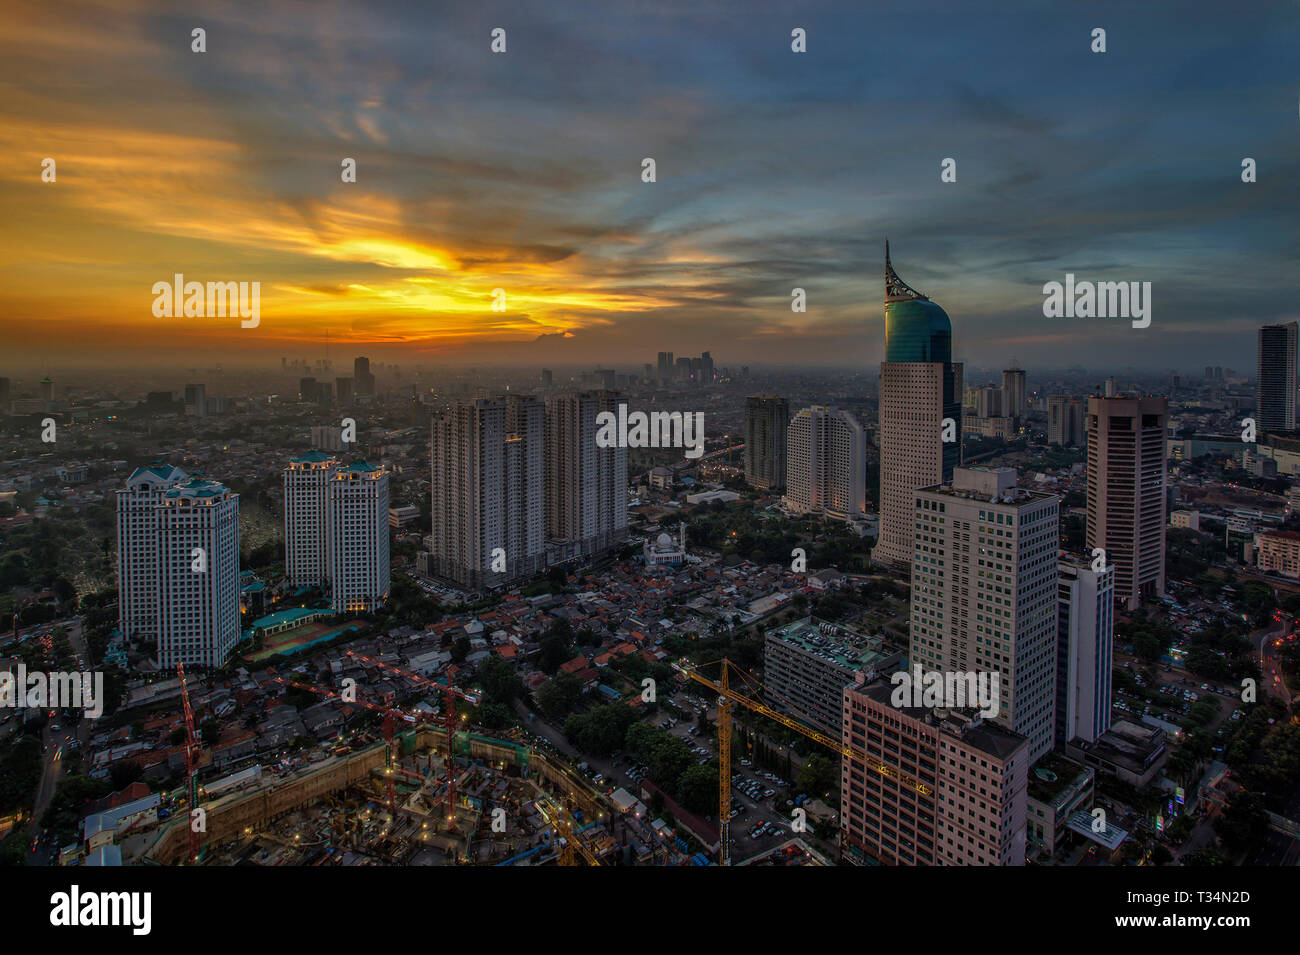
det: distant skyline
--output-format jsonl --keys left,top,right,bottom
{"left": 3, "top": 0, "right": 1298, "bottom": 370}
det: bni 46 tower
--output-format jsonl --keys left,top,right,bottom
{"left": 873, "top": 243, "right": 964, "bottom": 569}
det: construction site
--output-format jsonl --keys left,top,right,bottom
{"left": 122, "top": 654, "right": 850, "bottom": 867}
{"left": 141, "top": 724, "right": 659, "bottom": 866}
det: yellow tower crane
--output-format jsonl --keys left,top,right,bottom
{"left": 673, "top": 658, "right": 934, "bottom": 866}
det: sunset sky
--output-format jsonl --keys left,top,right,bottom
{"left": 2, "top": 0, "right": 1298, "bottom": 370}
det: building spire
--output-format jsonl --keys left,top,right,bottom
{"left": 885, "top": 240, "right": 929, "bottom": 303}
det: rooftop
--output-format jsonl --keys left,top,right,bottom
{"left": 853, "top": 677, "right": 1027, "bottom": 761}
{"left": 767, "top": 616, "right": 890, "bottom": 670}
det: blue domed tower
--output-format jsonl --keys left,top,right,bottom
{"left": 872, "top": 242, "right": 964, "bottom": 569}
{"left": 884, "top": 240, "right": 952, "bottom": 363}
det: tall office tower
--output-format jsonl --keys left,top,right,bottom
{"left": 1104, "top": 377, "right": 1116, "bottom": 398}
{"left": 155, "top": 477, "right": 240, "bottom": 668}
{"left": 299, "top": 377, "right": 318, "bottom": 402}
{"left": 1047, "top": 396, "right": 1086, "bottom": 447}
{"left": 354, "top": 356, "right": 375, "bottom": 397}
{"left": 325, "top": 461, "right": 391, "bottom": 613}
{"left": 657, "top": 352, "right": 674, "bottom": 381}
{"left": 1086, "top": 395, "right": 1169, "bottom": 611}
{"left": 874, "top": 243, "right": 963, "bottom": 568}
{"left": 784, "top": 405, "right": 866, "bottom": 521}
{"left": 701, "top": 351, "right": 715, "bottom": 385}
{"left": 283, "top": 450, "right": 338, "bottom": 586}
{"left": 743, "top": 395, "right": 789, "bottom": 491}
{"left": 542, "top": 368, "right": 553, "bottom": 390}
{"left": 1257, "top": 322, "right": 1299, "bottom": 432}
{"left": 841, "top": 676, "right": 1029, "bottom": 866}
{"left": 336, "top": 376, "right": 354, "bottom": 405}
{"left": 593, "top": 368, "right": 616, "bottom": 390}
{"left": 1056, "top": 555, "right": 1115, "bottom": 748}
{"left": 39, "top": 377, "right": 53, "bottom": 409}
{"left": 976, "top": 385, "right": 1003, "bottom": 418}
{"left": 117, "top": 464, "right": 190, "bottom": 644}
{"left": 912, "top": 467, "right": 1060, "bottom": 761}
{"left": 184, "top": 383, "right": 207, "bottom": 418}
{"left": 642, "top": 363, "right": 653, "bottom": 382}
{"left": 0, "top": 377, "right": 9, "bottom": 410}
{"left": 1002, "top": 367, "right": 1026, "bottom": 422}
{"left": 675, "top": 356, "right": 691, "bottom": 381}
{"left": 544, "top": 392, "right": 628, "bottom": 558}
{"left": 429, "top": 396, "right": 546, "bottom": 590}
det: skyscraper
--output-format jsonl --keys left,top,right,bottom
{"left": 657, "top": 352, "right": 674, "bottom": 382}
{"left": 429, "top": 396, "right": 546, "bottom": 590}
{"left": 150, "top": 476, "right": 240, "bottom": 668}
{"left": 1086, "top": 395, "right": 1168, "bottom": 611}
{"left": 544, "top": 392, "right": 628, "bottom": 559}
{"left": 912, "top": 467, "right": 1060, "bottom": 761}
{"left": 743, "top": 395, "right": 789, "bottom": 491}
{"left": 1257, "top": 321, "right": 1298, "bottom": 432}
{"left": 354, "top": 356, "right": 375, "bottom": 397}
{"left": 325, "top": 461, "right": 391, "bottom": 614}
{"left": 336, "top": 376, "right": 354, "bottom": 405}
{"left": 873, "top": 244, "right": 963, "bottom": 568}
{"left": 284, "top": 450, "right": 338, "bottom": 586}
{"left": 1002, "top": 366, "right": 1026, "bottom": 423}
{"left": 841, "top": 676, "right": 1029, "bottom": 866}
{"left": 1047, "top": 396, "right": 1086, "bottom": 447}
{"left": 1056, "top": 555, "right": 1115, "bottom": 748}
{"left": 184, "top": 383, "right": 207, "bottom": 418}
{"left": 117, "top": 464, "right": 189, "bottom": 646}
{"left": 784, "top": 405, "right": 866, "bottom": 522}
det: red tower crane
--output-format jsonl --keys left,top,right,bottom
{"left": 345, "top": 650, "right": 480, "bottom": 828}
{"left": 272, "top": 674, "right": 421, "bottom": 812}
{"left": 176, "top": 663, "right": 202, "bottom": 864}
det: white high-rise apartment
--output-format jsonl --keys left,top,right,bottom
{"left": 155, "top": 477, "right": 240, "bottom": 668}
{"left": 783, "top": 405, "right": 866, "bottom": 522}
{"left": 284, "top": 450, "right": 337, "bottom": 586}
{"left": 430, "top": 395, "right": 546, "bottom": 590}
{"left": 912, "top": 467, "right": 1059, "bottom": 762}
{"left": 1056, "top": 555, "right": 1115, "bottom": 747}
{"left": 873, "top": 245, "right": 963, "bottom": 569}
{"left": 545, "top": 392, "right": 628, "bottom": 558}
{"left": 1086, "top": 395, "right": 1168, "bottom": 611}
{"left": 117, "top": 464, "right": 189, "bottom": 644}
{"left": 325, "top": 460, "right": 391, "bottom": 614}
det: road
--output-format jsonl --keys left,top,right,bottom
{"left": 24, "top": 616, "right": 93, "bottom": 865}
{"left": 1251, "top": 622, "right": 1294, "bottom": 718}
